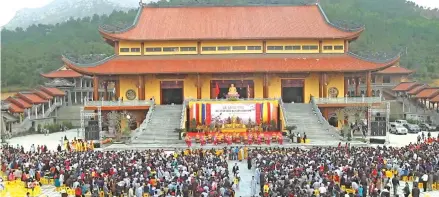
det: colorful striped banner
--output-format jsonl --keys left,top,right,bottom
{"left": 267, "top": 102, "right": 271, "bottom": 122}
{"left": 206, "top": 103, "right": 211, "bottom": 125}
{"left": 255, "top": 103, "right": 261, "bottom": 125}
{"left": 196, "top": 103, "right": 200, "bottom": 124}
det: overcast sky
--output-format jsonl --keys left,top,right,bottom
{"left": 0, "top": 0, "right": 438, "bottom": 28}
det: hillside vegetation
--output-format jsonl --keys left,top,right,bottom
{"left": 1, "top": 0, "right": 439, "bottom": 89}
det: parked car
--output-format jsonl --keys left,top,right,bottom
{"left": 419, "top": 123, "right": 436, "bottom": 131}
{"left": 395, "top": 119, "right": 408, "bottom": 125}
{"left": 403, "top": 124, "right": 420, "bottom": 133}
{"left": 390, "top": 123, "right": 408, "bottom": 135}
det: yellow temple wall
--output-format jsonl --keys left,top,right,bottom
{"left": 184, "top": 74, "right": 198, "bottom": 99}
{"left": 322, "top": 40, "right": 345, "bottom": 54}
{"left": 144, "top": 41, "right": 198, "bottom": 55}
{"left": 253, "top": 74, "right": 264, "bottom": 98}
{"left": 268, "top": 75, "right": 282, "bottom": 99}
{"left": 200, "top": 74, "right": 212, "bottom": 99}
{"left": 119, "top": 76, "right": 138, "bottom": 100}
{"left": 305, "top": 73, "right": 320, "bottom": 101}
{"left": 119, "top": 41, "right": 142, "bottom": 55}
{"left": 200, "top": 40, "right": 263, "bottom": 54}
{"left": 145, "top": 75, "right": 161, "bottom": 104}
{"left": 266, "top": 40, "right": 319, "bottom": 54}
{"left": 327, "top": 73, "right": 345, "bottom": 97}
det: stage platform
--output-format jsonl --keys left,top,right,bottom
{"left": 187, "top": 131, "right": 281, "bottom": 138}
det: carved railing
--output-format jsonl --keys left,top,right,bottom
{"left": 131, "top": 100, "right": 155, "bottom": 141}
{"left": 310, "top": 97, "right": 344, "bottom": 140}
{"left": 84, "top": 100, "right": 153, "bottom": 107}
{"left": 185, "top": 98, "right": 278, "bottom": 102}
{"left": 180, "top": 100, "right": 188, "bottom": 130}
{"left": 278, "top": 98, "right": 289, "bottom": 127}
{"left": 314, "top": 96, "right": 382, "bottom": 104}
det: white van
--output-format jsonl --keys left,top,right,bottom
{"left": 395, "top": 120, "right": 408, "bottom": 125}
{"left": 390, "top": 123, "right": 408, "bottom": 135}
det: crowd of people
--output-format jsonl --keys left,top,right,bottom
{"left": 2, "top": 137, "right": 439, "bottom": 197}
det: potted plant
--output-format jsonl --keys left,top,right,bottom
{"left": 285, "top": 125, "right": 297, "bottom": 136}
{"left": 190, "top": 118, "right": 197, "bottom": 132}
{"left": 174, "top": 128, "right": 185, "bottom": 140}
{"left": 270, "top": 119, "right": 277, "bottom": 131}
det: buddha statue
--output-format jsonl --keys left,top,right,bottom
{"left": 227, "top": 84, "right": 240, "bottom": 98}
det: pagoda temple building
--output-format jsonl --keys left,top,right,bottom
{"left": 41, "top": 65, "right": 110, "bottom": 106}
{"left": 61, "top": 4, "right": 404, "bottom": 130}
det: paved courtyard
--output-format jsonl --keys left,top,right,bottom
{"left": 3, "top": 130, "right": 439, "bottom": 196}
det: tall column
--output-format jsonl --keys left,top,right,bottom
{"left": 319, "top": 73, "right": 323, "bottom": 98}
{"left": 366, "top": 71, "right": 372, "bottom": 97}
{"left": 42, "top": 104, "right": 45, "bottom": 117}
{"left": 80, "top": 92, "right": 83, "bottom": 103}
{"left": 114, "top": 41, "right": 119, "bottom": 55}
{"left": 344, "top": 77, "right": 349, "bottom": 97}
{"left": 138, "top": 76, "right": 145, "bottom": 100}
{"left": 322, "top": 73, "right": 328, "bottom": 98}
{"left": 355, "top": 77, "right": 360, "bottom": 97}
{"left": 80, "top": 78, "right": 83, "bottom": 88}
{"left": 93, "top": 76, "right": 99, "bottom": 101}
{"left": 74, "top": 91, "right": 77, "bottom": 104}
{"left": 197, "top": 74, "right": 202, "bottom": 99}
{"left": 115, "top": 81, "right": 120, "bottom": 100}
{"left": 263, "top": 73, "right": 269, "bottom": 98}
{"left": 35, "top": 106, "right": 38, "bottom": 119}
{"left": 104, "top": 81, "right": 108, "bottom": 101}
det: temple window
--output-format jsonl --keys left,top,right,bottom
{"left": 334, "top": 45, "right": 344, "bottom": 50}
{"left": 323, "top": 46, "right": 333, "bottom": 50}
{"left": 180, "top": 47, "right": 196, "bottom": 51}
{"left": 232, "top": 46, "right": 246, "bottom": 50}
{"left": 163, "top": 47, "right": 179, "bottom": 52}
{"left": 202, "top": 47, "right": 216, "bottom": 51}
{"left": 130, "top": 48, "right": 140, "bottom": 52}
{"left": 120, "top": 48, "right": 129, "bottom": 52}
{"left": 218, "top": 46, "right": 231, "bottom": 51}
{"left": 267, "top": 46, "right": 283, "bottom": 50}
{"left": 247, "top": 46, "right": 262, "bottom": 50}
{"left": 383, "top": 76, "right": 391, "bottom": 83}
{"left": 285, "top": 46, "right": 301, "bottom": 50}
{"left": 371, "top": 76, "right": 376, "bottom": 83}
{"left": 145, "top": 47, "right": 162, "bottom": 52}
{"left": 302, "top": 45, "right": 319, "bottom": 50}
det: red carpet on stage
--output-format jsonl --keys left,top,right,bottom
{"left": 187, "top": 131, "right": 281, "bottom": 138}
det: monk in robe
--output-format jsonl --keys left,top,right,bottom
{"left": 278, "top": 134, "right": 283, "bottom": 145}
{"left": 200, "top": 136, "right": 206, "bottom": 146}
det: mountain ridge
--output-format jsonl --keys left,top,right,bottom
{"left": 3, "top": 0, "right": 142, "bottom": 30}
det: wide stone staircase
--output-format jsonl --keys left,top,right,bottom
{"left": 131, "top": 105, "right": 184, "bottom": 146}
{"left": 56, "top": 105, "right": 86, "bottom": 127}
{"left": 282, "top": 103, "right": 340, "bottom": 143}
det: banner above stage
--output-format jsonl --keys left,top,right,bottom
{"left": 188, "top": 100, "right": 279, "bottom": 126}
{"left": 211, "top": 103, "right": 256, "bottom": 124}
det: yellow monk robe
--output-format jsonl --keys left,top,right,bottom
{"left": 238, "top": 148, "right": 245, "bottom": 161}
{"left": 385, "top": 170, "right": 393, "bottom": 178}
{"left": 89, "top": 141, "right": 94, "bottom": 151}
{"left": 244, "top": 147, "right": 249, "bottom": 159}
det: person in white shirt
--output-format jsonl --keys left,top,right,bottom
{"left": 318, "top": 184, "right": 327, "bottom": 194}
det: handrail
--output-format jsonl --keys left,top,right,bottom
{"left": 131, "top": 100, "right": 155, "bottom": 140}
{"left": 180, "top": 100, "right": 187, "bottom": 130}
{"left": 84, "top": 100, "right": 153, "bottom": 107}
{"left": 314, "top": 97, "right": 382, "bottom": 104}
{"left": 185, "top": 98, "right": 278, "bottom": 102}
{"left": 310, "top": 96, "right": 344, "bottom": 140}
{"left": 278, "top": 98, "right": 289, "bottom": 127}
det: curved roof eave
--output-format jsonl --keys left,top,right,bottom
{"left": 347, "top": 52, "right": 400, "bottom": 72}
